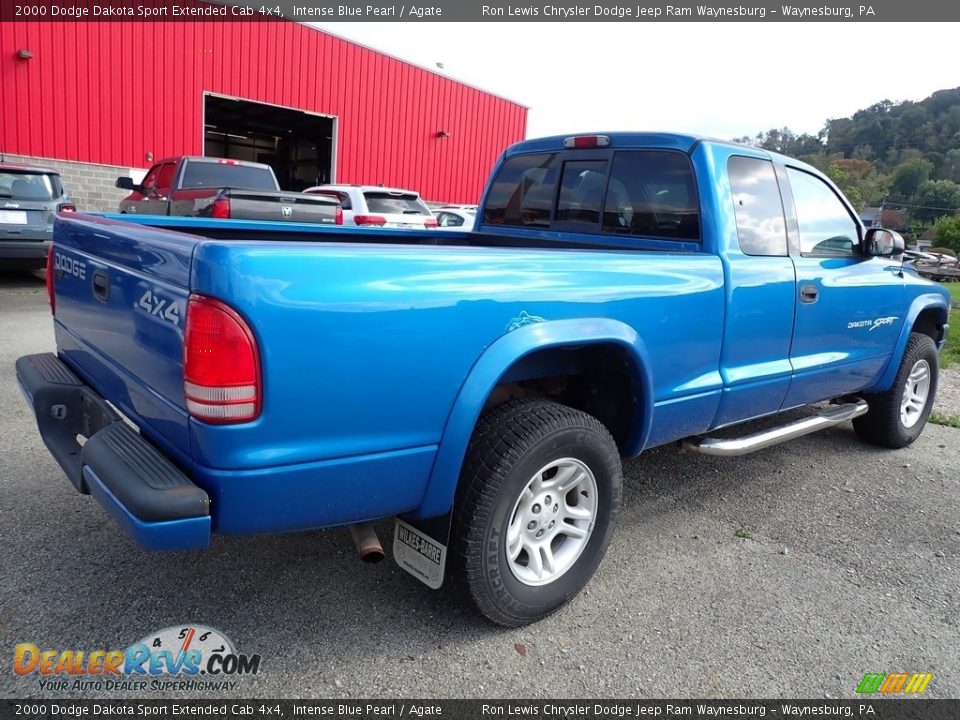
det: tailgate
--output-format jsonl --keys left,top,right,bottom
{"left": 51, "top": 214, "right": 199, "bottom": 457}
{"left": 223, "top": 190, "right": 339, "bottom": 223}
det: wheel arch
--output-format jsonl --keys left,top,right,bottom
{"left": 410, "top": 318, "right": 653, "bottom": 519}
{"left": 871, "top": 294, "right": 949, "bottom": 392}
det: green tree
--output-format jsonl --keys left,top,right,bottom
{"left": 932, "top": 215, "right": 960, "bottom": 253}
{"left": 756, "top": 127, "right": 796, "bottom": 154}
{"left": 843, "top": 186, "right": 864, "bottom": 208}
{"left": 889, "top": 158, "right": 933, "bottom": 199}
{"left": 914, "top": 180, "right": 960, "bottom": 223}
{"left": 946, "top": 149, "right": 960, "bottom": 183}
{"left": 829, "top": 158, "right": 888, "bottom": 206}
{"left": 827, "top": 165, "right": 847, "bottom": 185}
{"left": 779, "top": 87, "right": 960, "bottom": 177}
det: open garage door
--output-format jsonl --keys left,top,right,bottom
{"left": 203, "top": 94, "right": 335, "bottom": 191}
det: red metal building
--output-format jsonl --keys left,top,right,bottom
{"left": 0, "top": 21, "right": 527, "bottom": 203}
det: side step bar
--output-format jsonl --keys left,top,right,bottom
{"left": 683, "top": 400, "right": 869, "bottom": 457}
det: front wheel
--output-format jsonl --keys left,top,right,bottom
{"left": 854, "top": 332, "right": 939, "bottom": 449}
{"left": 451, "top": 398, "right": 622, "bottom": 626}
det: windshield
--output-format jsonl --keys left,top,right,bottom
{"left": 0, "top": 171, "right": 62, "bottom": 200}
{"left": 180, "top": 162, "right": 278, "bottom": 191}
{"left": 363, "top": 192, "right": 431, "bottom": 215}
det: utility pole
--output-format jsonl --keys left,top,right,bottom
{"left": 908, "top": 157, "right": 924, "bottom": 227}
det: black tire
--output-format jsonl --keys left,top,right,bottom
{"left": 451, "top": 398, "right": 622, "bottom": 626}
{"left": 854, "top": 332, "right": 939, "bottom": 449}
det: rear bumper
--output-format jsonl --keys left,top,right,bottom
{"left": 0, "top": 234, "right": 51, "bottom": 262}
{"left": 16, "top": 353, "right": 210, "bottom": 551}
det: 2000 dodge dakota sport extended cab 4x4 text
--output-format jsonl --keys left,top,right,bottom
{"left": 18, "top": 133, "right": 950, "bottom": 626}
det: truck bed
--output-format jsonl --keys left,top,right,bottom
{"left": 47, "top": 213, "right": 723, "bottom": 536}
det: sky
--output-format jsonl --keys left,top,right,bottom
{"left": 314, "top": 22, "right": 960, "bottom": 141}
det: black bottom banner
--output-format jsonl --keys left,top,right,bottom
{"left": 2, "top": 700, "right": 958, "bottom": 720}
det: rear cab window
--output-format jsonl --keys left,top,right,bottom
{"left": 180, "top": 162, "right": 278, "bottom": 191}
{"left": 363, "top": 192, "right": 430, "bottom": 216}
{"left": 0, "top": 171, "right": 63, "bottom": 200}
{"left": 482, "top": 149, "right": 700, "bottom": 242}
{"left": 556, "top": 161, "right": 607, "bottom": 226}
{"left": 482, "top": 153, "right": 558, "bottom": 228}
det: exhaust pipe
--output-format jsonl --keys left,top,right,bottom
{"left": 349, "top": 522, "right": 384, "bottom": 564}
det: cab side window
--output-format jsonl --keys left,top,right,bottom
{"left": 787, "top": 167, "right": 859, "bottom": 256}
{"left": 139, "top": 164, "right": 162, "bottom": 193}
{"left": 155, "top": 163, "right": 177, "bottom": 196}
{"left": 728, "top": 156, "right": 788, "bottom": 256}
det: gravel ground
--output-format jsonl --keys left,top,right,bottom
{"left": 934, "top": 367, "right": 960, "bottom": 419}
{"left": 1, "top": 270, "right": 957, "bottom": 700}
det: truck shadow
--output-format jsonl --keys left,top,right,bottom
{"left": 6, "top": 417, "right": 950, "bottom": 698}
{"left": 0, "top": 268, "right": 45, "bottom": 289}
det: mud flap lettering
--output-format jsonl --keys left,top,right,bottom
{"left": 393, "top": 519, "right": 447, "bottom": 590}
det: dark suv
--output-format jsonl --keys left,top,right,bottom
{"left": 0, "top": 164, "right": 75, "bottom": 267}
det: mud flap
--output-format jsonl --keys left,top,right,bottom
{"left": 393, "top": 513, "right": 450, "bottom": 590}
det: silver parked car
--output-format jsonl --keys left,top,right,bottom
{"left": 0, "top": 164, "right": 75, "bottom": 268}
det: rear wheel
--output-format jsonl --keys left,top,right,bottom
{"left": 854, "top": 332, "right": 939, "bottom": 449}
{"left": 451, "top": 398, "right": 622, "bottom": 626}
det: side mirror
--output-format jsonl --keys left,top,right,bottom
{"left": 116, "top": 177, "right": 139, "bottom": 192}
{"left": 864, "top": 228, "right": 905, "bottom": 257}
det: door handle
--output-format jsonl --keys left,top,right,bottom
{"left": 800, "top": 285, "right": 819, "bottom": 303}
{"left": 92, "top": 271, "right": 110, "bottom": 302}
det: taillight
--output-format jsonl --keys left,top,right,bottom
{"left": 45, "top": 244, "right": 55, "bottom": 315}
{"left": 57, "top": 203, "right": 77, "bottom": 213}
{"left": 353, "top": 214, "right": 387, "bottom": 226}
{"left": 209, "top": 199, "right": 230, "bottom": 219}
{"left": 424, "top": 217, "right": 438, "bottom": 229}
{"left": 563, "top": 135, "right": 611, "bottom": 149}
{"left": 335, "top": 205, "right": 343, "bottom": 225}
{"left": 183, "top": 295, "right": 260, "bottom": 424}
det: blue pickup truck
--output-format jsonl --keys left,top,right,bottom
{"left": 18, "top": 133, "right": 950, "bottom": 626}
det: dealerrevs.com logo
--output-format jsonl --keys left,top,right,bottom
{"left": 14, "top": 625, "right": 261, "bottom": 692}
